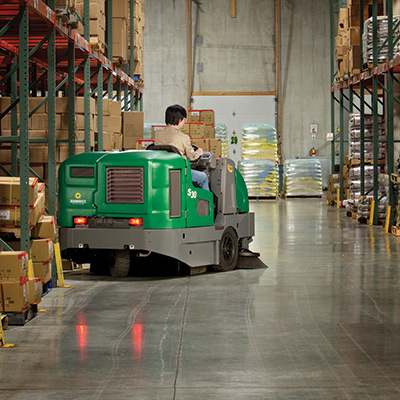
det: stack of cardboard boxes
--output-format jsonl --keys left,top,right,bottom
{"left": 132, "top": 0, "right": 145, "bottom": 76}
{"left": 96, "top": 98, "right": 123, "bottom": 151}
{"left": 112, "top": 0, "right": 129, "bottom": 65}
{"left": 147, "top": 110, "right": 221, "bottom": 157}
{"left": 76, "top": 0, "right": 106, "bottom": 53}
{"left": 122, "top": 111, "right": 144, "bottom": 149}
{"left": 335, "top": 0, "right": 384, "bottom": 80}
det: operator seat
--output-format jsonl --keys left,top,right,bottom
{"left": 146, "top": 143, "right": 181, "bottom": 155}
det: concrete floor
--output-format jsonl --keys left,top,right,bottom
{"left": 1, "top": 199, "right": 400, "bottom": 399}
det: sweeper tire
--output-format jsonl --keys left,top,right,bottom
{"left": 213, "top": 227, "right": 238, "bottom": 272}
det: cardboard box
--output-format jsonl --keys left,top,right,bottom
{"left": 0, "top": 148, "right": 13, "bottom": 164}
{"left": 208, "top": 139, "right": 222, "bottom": 158}
{"left": 0, "top": 280, "right": 29, "bottom": 312}
{"left": 200, "top": 110, "right": 215, "bottom": 125}
{"left": 0, "top": 97, "right": 19, "bottom": 114}
{"left": 1, "top": 114, "right": 19, "bottom": 131}
{"left": 32, "top": 261, "right": 51, "bottom": 283}
{"left": 31, "top": 215, "right": 57, "bottom": 240}
{"left": 122, "top": 112, "right": 144, "bottom": 137}
{"left": 29, "top": 97, "right": 47, "bottom": 114}
{"left": 29, "top": 130, "right": 47, "bottom": 139}
{"left": 102, "top": 116, "right": 122, "bottom": 133}
{"left": 75, "top": 114, "right": 95, "bottom": 131}
{"left": 188, "top": 110, "right": 201, "bottom": 123}
{"left": 151, "top": 125, "right": 165, "bottom": 139}
{"left": 102, "top": 131, "right": 115, "bottom": 151}
{"left": 123, "top": 136, "right": 137, "bottom": 149}
{"left": 31, "top": 239, "right": 54, "bottom": 263}
{"left": 191, "top": 138, "right": 207, "bottom": 151}
{"left": 112, "top": 0, "right": 129, "bottom": 19}
{"left": 56, "top": 97, "right": 96, "bottom": 115}
{"left": 189, "top": 122, "right": 205, "bottom": 139}
{"left": 0, "top": 177, "right": 38, "bottom": 206}
{"left": 0, "top": 251, "right": 29, "bottom": 282}
{"left": 30, "top": 114, "right": 48, "bottom": 130}
{"left": 204, "top": 124, "right": 215, "bottom": 139}
{"left": 136, "top": 139, "right": 154, "bottom": 150}
{"left": 113, "top": 133, "right": 123, "bottom": 150}
{"left": 113, "top": 18, "right": 127, "bottom": 62}
{"left": 0, "top": 191, "right": 45, "bottom": 228}
{"left": 75, "top": 130, "right": 95, "bottom": 147}
{"left": 181, "top": 123, "right": 190, "bottom": 135}
{"left": 27, "top": 278, "right": 42, "bottom": 305}
{"left": 30, "top": 145, "right": 48, "bottom": 163}
{"left": 100, "top": 99, "right": 122, "bottom": 117}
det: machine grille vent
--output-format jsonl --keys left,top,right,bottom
{"left": 106, "top": 167, "right": 144, "bottom": 204}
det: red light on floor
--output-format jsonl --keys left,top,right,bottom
{"left": 129, "top": 218, "right": 143, "bottom": 226}
{"left": 74, "top": 217, "right": 88, "bottom": 225}
{"left": 132, "top": 324, "right": 143, "bottom": 360}
{"left": 76, "top": 325, "right": 88, "bottom": 359}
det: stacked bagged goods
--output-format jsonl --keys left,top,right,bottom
{"left": 284, "top": 159, "right": 322, "bottom": 197}
{"left": 215, "top": 123, "right": 229, "bottom": 158}
{"left": 347, "top": 113, "right": 386, "bottom": 200}
{"left": 362, "top": 16, "right": 400, "bottom": 65}
{"left": 239, "top": 124, "right": 279, "bottom": 197}
{"left": 122, "top": 111, "right": 144, "bottom": 149}
{"left": 76, "top": 0, "right": 106, "bottom": 53}
{"left": 95, "top": 98, "right": 123, "bottom": 151}
{"left": 239, "top": 160, "right": 278, "bottom": 198}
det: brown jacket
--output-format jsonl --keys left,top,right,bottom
{"left": 154, "top": 125, "right": 199, "bottom": 161}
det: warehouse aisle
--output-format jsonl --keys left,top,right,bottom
{"left": 1, "top": 199, "right": 400, "bottom": 399}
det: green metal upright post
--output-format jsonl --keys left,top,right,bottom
{"left": 47, "top": 1, "right": 57, "bottom": 216}
{"left": 360, "top": 0, "right": 365, "bottom": 196}
{"left": 97, "top": 66, "right": 104, "bottom": 150}
{"left": 19, "top": 4, "right": 30, "bottom": 254}
{"left": 387, "top": 0, "right": 395, "bottom": 228}
{"left": 372, "top": 0, "right": 379, "bottom": 225}
{"left": 68, "top": 42, "right": 76, "bottom": 157}
{"left": 11, "top": 56, "right": 18, "bottom": 177}
{"left": 340, "top": 91, "right": 344, "bottom": 201}
{"left": 84, "top": 0, "right": 91, "bottom": 152}
{"left": 107, "top": 0, "right": 113, "bottom": 98}
{"left": 130, "top": 0, "right": 135, "bottom": 110}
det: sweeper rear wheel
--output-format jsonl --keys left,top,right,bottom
{"left": 213, "top": 227, "right": 238, "bottom": 272}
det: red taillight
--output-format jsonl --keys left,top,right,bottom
{"left": 74, "top": 217, "right": 88, "bottom": 226}
{"left": 129, "top": 218, "right": 143, "bottom": 227}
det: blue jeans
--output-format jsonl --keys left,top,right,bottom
{"left": 191, "top": 169, "right": 210, "bottom": 191}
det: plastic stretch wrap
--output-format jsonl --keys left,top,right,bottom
{"left": 215, "top": 123, "right": 229, "bottom": 158}
{"left": 143, "top": 123, "right": 153, "bottom": 139}
{"left": 242, "top": 124, "right": 278, "bottom": 162}
{"left": 362, "top": 16, "right": 400, "bottom": 64}
{"left": 238, "top": 160, "right": 279, "bottom": 197}
{"left": 284, "top": 159, "right": 322, "bottom": 197}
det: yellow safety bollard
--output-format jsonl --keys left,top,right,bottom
{"left": 0, "top": 315, "right": 15, "bottom": 348}
{"left": 384, "top": 206, "right": 391, "bottom": 234}
{"left": 368, "top": 200, "right": 375, "bottom": 226}
{"left": 54, "top": 242, "right": 71, "bottom": 288}
{"left": 336, "top": 188, "right": 340, "bottom": 209}
{"left": 28, "top": 259, "right": 34, "bottom": 280}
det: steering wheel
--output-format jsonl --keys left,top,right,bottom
{"left": 190, "top": 144, "right": 202, "bottom": 168}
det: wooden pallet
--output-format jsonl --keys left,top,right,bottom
{"left": 89, "top": 38, "right": 105, "bottom": 54}
{"left": 348, "top": 158, "right": 386, "bottom": 166}
{"left": 5, "top": 307, "right": 34, "bottom": 326}
{"left": 112, "top": 56, "right": 127, "bottom": 67}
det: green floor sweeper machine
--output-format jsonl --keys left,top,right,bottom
{"left": 58, "top": 146, "right": 266, "bottom": 276}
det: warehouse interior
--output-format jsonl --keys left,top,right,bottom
{"left": 1, "top": 0, "right": 400, "bottom": 399}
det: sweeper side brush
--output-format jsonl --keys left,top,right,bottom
{"left": 236, "top": 250, "right": 268, "bottom": 269}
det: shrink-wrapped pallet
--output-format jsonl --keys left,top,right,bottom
{"left": 215, "top": 123, "right": 229, "bottom": 158}
{"left": 242, "top": 124, "right": 278, "bottom": 162}
{"left": 284, "top": 159, "right": 322, "bottom": 197}
{"left": 238, "top": 160, "right": 279, "bottom": 198}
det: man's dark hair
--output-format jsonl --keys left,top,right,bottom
{"left": 165, "top": 104, "right": 187, "bottom": 125}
